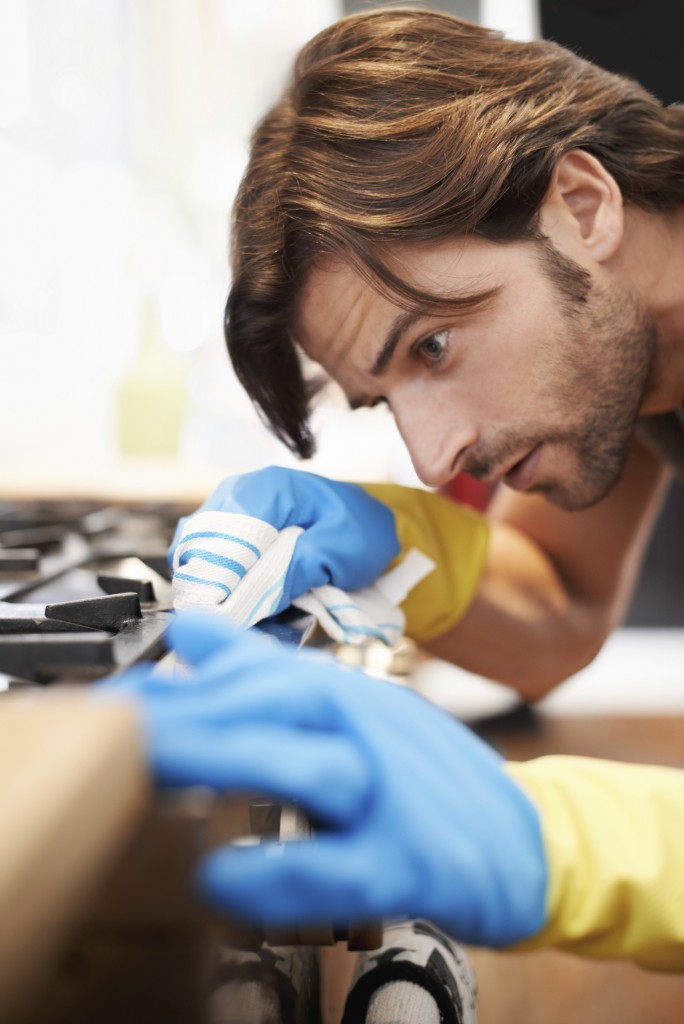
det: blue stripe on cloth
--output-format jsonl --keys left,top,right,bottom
{"left": 337, "top": 623, "right": 391, "bottom": 641}
{"left": 173, "top": 572, "right": 232, "bottom": 597}
{"left": 180, "top": 531, "right": 262, "bottom": 559}
{"left": 326, "top": 605, "right": 399, "bottom": 642}
{"left": 239, "top": 570, "right": 287, "bottom": 628}
{"left": 179, "top": 548, "right": 247, "bottom": 578}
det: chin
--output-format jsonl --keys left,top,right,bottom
{"left": 535, "top": 435, "right": 632, "bottom": 511}
{"left": 538, "top": 470, "right": 623, "bottom": 511}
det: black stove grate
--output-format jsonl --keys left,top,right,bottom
{"left": 0, "top": 500, "right": 187, "bottom": 689}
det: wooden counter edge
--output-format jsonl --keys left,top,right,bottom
{"left": 0, "top": 688, "right": 151, "bottom": 1023}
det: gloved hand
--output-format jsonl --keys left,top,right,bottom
{"left": 116, "top": 611, "right": 548, "bottom": 947}
{"left": 169, "top": 467, "right": 400, "bottom": 618}
{"left": 169, "top": 468, "right": 489, "bottom": 640}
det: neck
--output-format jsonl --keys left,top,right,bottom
{"left": 616, "top": 206, "right": 684, "bottom": 414}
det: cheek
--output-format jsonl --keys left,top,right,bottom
{"left": 390, "top": 360, "right": 529, "bottom": 434}
{"left": 389, "top": 377, "right": 472, "bottom": 438}
{"left": 465, "top": 327, "right": 550, "bottom": 413}
{"left": 392, "top": 362, "right": 488, "bottom": 416}
{"left": 389, "top": 374, "right": 455, "bottom": 410}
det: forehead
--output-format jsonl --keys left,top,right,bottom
{"left": 295, "top": 258, "right": 397, "bottom": 375}
{"left": 295, "top": 236, "right": 528, "bottom": 369}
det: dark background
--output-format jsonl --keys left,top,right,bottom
{"left": 540, "top": 0, "right": 684, "bottom": 625}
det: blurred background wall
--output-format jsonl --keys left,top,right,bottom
{"left": 0, "top": 0, "right": 537, "bottom": 484}
{"left": 0, "top": 0, "right": 340, "bottom": 477}
{"left": 536, "top": 0, "right": 684, "bottom": 624}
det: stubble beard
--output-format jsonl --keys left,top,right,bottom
{"left": 464, "top": 265, "right": 656, "bottom": 511}
{"left": 533, "top": 275, "right": 656, "bottom": 511}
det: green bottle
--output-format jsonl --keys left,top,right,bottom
{"left": 116, "top": 294, "right": 187, "bottom": 456}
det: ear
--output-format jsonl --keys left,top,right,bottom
{"left": 539, "top": 150, "right": 623, "bottom": 263}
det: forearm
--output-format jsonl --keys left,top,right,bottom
{"left": 363, "top": 484, "right": 607, "bottom": 697}
{"left": 423, "top": 520, "right": 609, "bottom": 699}
{"left": 506, "top": 756, "right": 684, "bottom": 971}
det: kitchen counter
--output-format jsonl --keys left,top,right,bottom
{"left": 414, "top": 626, "right": 684, "bottom": 719}
{"left": 466, "top": 696, "right": 684, "bottom": 1024}
{"left": 2, "top": 457, "right": 225, "bottom": 507}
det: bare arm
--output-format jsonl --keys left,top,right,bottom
{"left": 424, "top": 439, "right": 671, "bottom": 699}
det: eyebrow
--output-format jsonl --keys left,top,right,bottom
{"left": 347, "top": 310, "right": 421, "bottom": 410}
{"left": 370, "top": 309, "right": 424, "bottom": 377}
{"left": 349, "top": 284, "right": 500, "bottom": 409}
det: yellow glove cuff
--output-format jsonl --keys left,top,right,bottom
{"left": 361, "top": 483, "right": 489, "bottom": 643}
{"left": 505, "top": 756, "right": 684, "bottom": 971}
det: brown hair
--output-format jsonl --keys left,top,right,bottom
{"left": 225, "top": 6, "right": 684, "bottom": 457}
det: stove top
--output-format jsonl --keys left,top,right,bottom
{"left": 0, "top": 499, "right": 185, "bottom": 690}
{"left": 0, "top": 497, "right": 387, "bottom": 964}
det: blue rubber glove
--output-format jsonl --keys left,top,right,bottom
{"left": 169, "top": 468, "right": 400, "bottom": 616}
{"left": 117, "top": 612, "right": 548, "bottom": 948}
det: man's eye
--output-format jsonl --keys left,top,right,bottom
{"left": 417, "top": 330, "right": 449, "bottom": 363}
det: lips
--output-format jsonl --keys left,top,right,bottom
{"left": 503, "top": 444, "right": 543, "bottom": 492}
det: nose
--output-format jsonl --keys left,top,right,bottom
{"left": 391, "top": 397, "right": 477, "bottom": 489}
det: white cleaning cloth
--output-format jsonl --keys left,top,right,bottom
{"left": 172, "top": 510, "right": 434, "bottom": 646}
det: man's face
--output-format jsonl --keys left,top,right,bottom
{"left": 295, "top": 235, "right": 655, "bottom": 511}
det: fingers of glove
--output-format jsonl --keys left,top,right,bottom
{"left": 147, "top": 722, "right": 370, "bottom": 826}
{"left": 228, "top": 472, "right": 397, "bottom": 592}
{"left": 198, "top": 837, "right": 380, "bottom": 925}
{"left": 227, "top": 468, "right": 297, "bottom": 526}
{"left": 99, "top": 669, "right": 200, "bottom": 704}
{"left": 97, "top": 663, "right": 166, "bottom": 695}
{"left": 138, "top": 673, "right": 344, "bottom": 738}
{"left": 168, "top": 470, "right": 285, "bottom": 561}
{"left": 166, "top": 612, "right": 321, "bottom": 700}
{"left": 138, "top": 646, "right": 357, "bottom": 733}
{"left": 164, "top": 618, "right": 498, "bottom": 762}
{"left": 291, "top": 500, "right": 398, "bottom": 594}
{"left": 167, "top": 610, "right": 247, "bottom": 667}
{"left": 169, "top": 610, "right": 343, "bottom": 693}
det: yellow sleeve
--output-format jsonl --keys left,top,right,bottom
{"left": 505, "top": 756, "right": 684, "bottom": 971}
{"left": 362, "top": 483, "right": 489, "bottom": 643}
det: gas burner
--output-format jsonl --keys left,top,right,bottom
{"left": 0, "top": 500, "right": 186, "bottom": 689}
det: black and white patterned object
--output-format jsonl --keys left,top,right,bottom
{"left": 342, "top": 919, "right": 478, "bottom": 1024}
{"left": 208, "top": 944, "right": 320, "bottom": 1024}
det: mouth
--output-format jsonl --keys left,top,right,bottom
{"left": 502, "top": 444, "right": 543, "bottom": 492}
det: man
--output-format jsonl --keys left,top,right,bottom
{"left": 207, "top": 5, "right": 684, "bottom": 699}
{"left": 133, "top": 2, "right": 684, "bottom": 1002}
